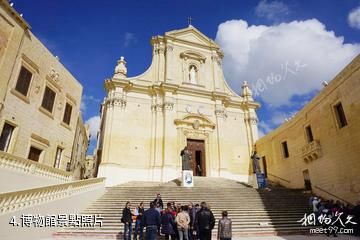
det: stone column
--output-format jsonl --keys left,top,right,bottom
{"left": 150, "top": 93, "right": 164, "bottom": 181}
{"left": 211, "top": 51, "right": 220, "bottom": 90}
{"left": 162, "top": 92, "right": 177, "bottom": 181}
{"left": 214, "top": 101, "right": 227, "bottom": 177}
{"left": 158, "top": 42, "right": 166, "bottom": 83}
{"left": 165, "top": 41, "right": 174, "bottom": 82}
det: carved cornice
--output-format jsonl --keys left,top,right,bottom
{"left": 0, "top": 1, "right": 31, "bottom": 30}
{"left": 105, "top": 92, "right": 127, "bottom": 109}
{"left": 211, "top": 54, "right": 222, "bottom": 66}
{"left": 30, "top": 133, "right": 50, "bottom": 146}
{"left": 104, "top": 79, "right": 260, "bottom": 110}
{"left": 180, "top": 51, "right": 206, "bottom": 63}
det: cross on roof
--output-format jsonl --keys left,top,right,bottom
{"left": 188, "top": 16, "right": 193, "bottom": 26}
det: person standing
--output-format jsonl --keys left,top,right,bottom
{"left": 176, "top": 206, "right": 190, "bottom": 240}
{"left": 188, "top": 203, "right": 197, "bottom": 240}
{"left": 161, "top": 203, "right": 176, "bottom": 240}
{"left": 195, "top": 202, "right": 215, "bottom": 240}
{"left": 217, "top": 211, "right": 232, "bottom": 240}
{"left": 134, "top": 202, "right": 145, "bottom": 240}
{"left": 143, "top": 201, "right": 161, "bottom": 240}
{"left": 121, "top": 201, "right": 133, "bottom": 240}
{"left": 153, "top": 193, "right": 164, "bottom": 210}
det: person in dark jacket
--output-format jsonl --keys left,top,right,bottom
{"left": 217, "top": 211, "right": 232, "bottom": 240}
{"left": 143, "top": 201, "right": 161, "bottom": 240}
{"left": 195, "top": 202, "right": 215, "bottom": 240}
{"left": 122, "top": 201, "right": 133, "bottom": 240}
{"left": 134, "top": 202, "right": 145, "bottom": 240}
{"left": 161, "top": 204, "right": 176, "bottom": 240}
{"left": 153, "top": 193, "right": 164, "bottom": 209}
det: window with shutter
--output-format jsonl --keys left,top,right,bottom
{"left": 41, "top": 86, "right": 56, "bottom": 113}
{"left": 334, "top": 102, "right": 348, "bottom": 128}
{"left": 54, "top": 147, "right": 62, "bottom": 168}
{"left": 0, "top": 123, "right": 15, "bottom": 152}
{"left": 15, "top": 66, "right": 32, "bottom": 96}
{"left": 282, "top": 141, "right": 289, "bottom": 158}
{"left": 28, "top": 146, "right": 42, "bottom": 162}
{"left": 63, "top": 103, "right": 72, "bottom": 125}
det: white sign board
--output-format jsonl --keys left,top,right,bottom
{"left": 182, "top": 170, "right": 194, "bottom": 187}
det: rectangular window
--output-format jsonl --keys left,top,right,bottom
{"left": 0, "top": 123, "right": 15, "bottom": 152}
{"left": 54, "top": 147, "right": 62, "bottom": 168}
{"left": 334, "top": 102, "right": 347, "bottom": 128}
{"left": 305, "top": 125, "right": 314, "bottom": 143}
{"left": 15, "top": 66, "right": 32, "bottom": 96}
{"left": 28, "top": 146, "right": 42, "bottom": 162}
{"left": 63, "top": 103, "right": 72, "bottom": 125}
{"left": 282, "top": 141, "right": 289, "bottom": 158}
{"left": 41, "top": 86, "right": 56, "bottom": 113}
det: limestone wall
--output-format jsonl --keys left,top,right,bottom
{"left": 0, "top": 2, "right": 83, "bottom": 173}
{"left": 256, "top": 55, "right": 360, "bottom": 204}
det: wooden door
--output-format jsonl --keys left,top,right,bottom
{"left": 187, "top": 139, "right": 206, "bottom": 176}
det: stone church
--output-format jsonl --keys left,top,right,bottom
{"left": 96, "top": 25, "right": 260, "bottom": 186}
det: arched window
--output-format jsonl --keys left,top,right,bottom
{"left": 188, "top": 65, "right": 197, "bottom": 84}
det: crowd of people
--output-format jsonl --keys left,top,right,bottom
{"left": 309, "top": 196, "right": 360, "bottom": 237}
{"left": 121, "top": 193, "right": 232, "bottom": 240}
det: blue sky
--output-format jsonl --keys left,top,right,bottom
{"left": 12, "top": 0, "right": 360, "bottom": 153}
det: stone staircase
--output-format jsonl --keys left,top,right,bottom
{"left": 55, "top": 177, "right": 312, "bottom": 238}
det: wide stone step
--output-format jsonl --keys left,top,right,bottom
{"left": 56, "top": 177, "right": 312, "bottom": 236}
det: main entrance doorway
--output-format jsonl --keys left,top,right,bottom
{"left": 187, "top": 139, "right": 206, "bottom": 176}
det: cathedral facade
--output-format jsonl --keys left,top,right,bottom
{"left": 96, "top": 26, "right": 260, "bottom": 186}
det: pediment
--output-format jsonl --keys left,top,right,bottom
{"left": 165, "top": 26, "right": 219, "bottom": 48}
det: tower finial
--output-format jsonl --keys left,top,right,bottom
{"left": 114, "top": 56, "right": 127, "bottom": 78}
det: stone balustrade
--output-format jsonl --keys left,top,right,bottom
{"left": 0, "top": 177, "right": 105, "bottom": 215}
{"left": 0, "top": 150, "right": 73, "bottom": 182}
{"left": 301, "top": 140, "right": 322, "bottom": 162}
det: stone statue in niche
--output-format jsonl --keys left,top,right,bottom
{"left": 189, "top": 65, "right": 197, "bottom": 84}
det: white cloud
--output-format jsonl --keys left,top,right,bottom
{"left": 258, "top": 121, "right": 273, "bottom": 138}
{"left": 80, "top": 99, "right": 86, "bottom": 113}
{"left": 255, "top": 0, "right": 289, "bottom": 21}
{"left": 216, "top": 19, "right": 360, "bottom": 107}
{"left": 270, "top": 110, "right": 298, "bottom": 125}
{"left": 123, "top": 32, "right": 137, "bottom": 47}
{"left": 348, "top": 6, "right": 360, "bottom": 29}
{"left": 85, "top": 116, "right": 100, "bottom": 141}
{"left": 81, "top": 95, "right": 101, "bottom": 113}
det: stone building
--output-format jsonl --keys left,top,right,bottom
{"left": 97, "top": 25, "right": 260, "bottom": 186}
{"left": 256, "top": 54, "right": 360, "bottom": 204}
{"left": 0, "top": 1, "right": 84, "bottom": 172}
{"left": 70, "top": 115, "right": 90, "bottom": 179}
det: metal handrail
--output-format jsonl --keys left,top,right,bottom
{"left": 313, "top": 185, "right": 352, "bottom": 206}
{"left": 267, "top": 173, "right": 291, "bottom": 183}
